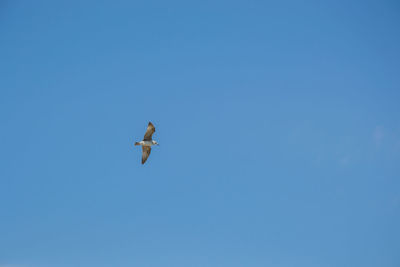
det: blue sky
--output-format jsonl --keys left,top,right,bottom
{"left": 1, "top": 1, "right": 399, "bottom": 266}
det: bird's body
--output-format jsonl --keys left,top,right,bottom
{"left": 134, "top": 122, "right": 159, "bottom": 164}
{"left": 135, "top": 140, "right": 158, "bottom": 146}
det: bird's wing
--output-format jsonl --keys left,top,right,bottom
{"left": 143, "top": 122, "right": 155, "bottom": 141}
{"left": 142, "top": 146, "right": 152, "bottom": 164}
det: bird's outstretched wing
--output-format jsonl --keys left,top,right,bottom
{"left": 142, "top": 146, "right": 151, "bottom": 164}
{"left": 143, "top": 122, "right": 155, "bottom": 141}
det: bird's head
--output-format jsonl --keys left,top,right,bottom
{"left": 153, "top": 140, "right": 159, "bottom": 146}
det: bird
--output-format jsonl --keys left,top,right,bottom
{"left": 134, "top": 122, "right": 159, "bottom": 164}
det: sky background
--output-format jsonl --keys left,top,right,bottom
{"left": 1, "top": 1, "right": 400, "bottom": 266}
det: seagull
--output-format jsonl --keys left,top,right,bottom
{"left": 134, "top": 122, "right": 159, "bottom": 164}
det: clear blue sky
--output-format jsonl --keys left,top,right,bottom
{"left": 1, "top": 1, "right": 399, "bottom": 266}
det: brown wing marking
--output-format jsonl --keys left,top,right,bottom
{"left": 143, "top": 122, "right": 155, "bottom": 141}
{"left": 142, "top": 146, "right": 152, "bottom": 164}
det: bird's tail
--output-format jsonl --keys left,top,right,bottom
{"left": 134, "top": 142, "right": 140, "bottom": 146}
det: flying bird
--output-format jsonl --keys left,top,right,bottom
{"left": 134, "top": 122, "right": 159, "bottom": 164}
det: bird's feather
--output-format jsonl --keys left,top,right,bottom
{"left": 142, "top": 146, "right": 151, "bottom": 164}
{"left": 143, "top": 122, "right": 155, "bottom": 141}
